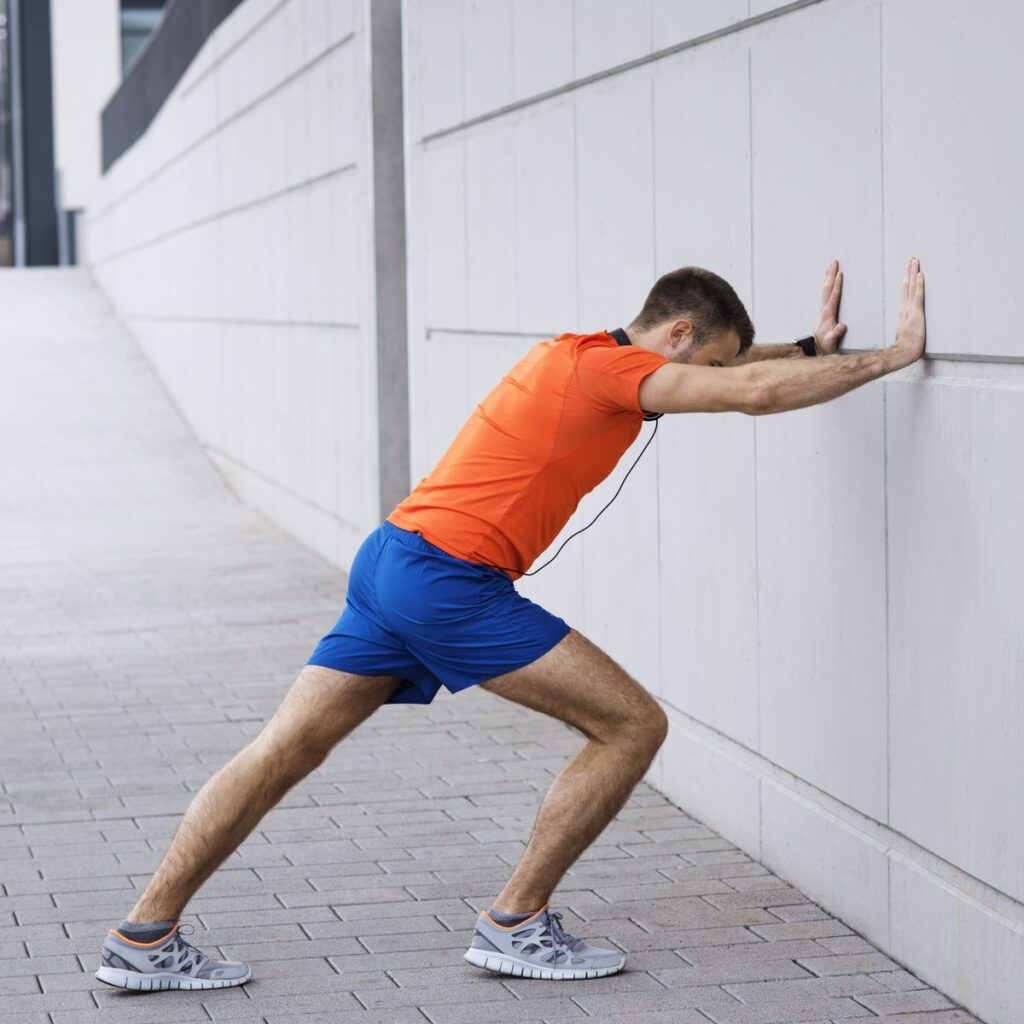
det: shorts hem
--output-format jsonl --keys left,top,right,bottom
{"left": 444, "top": 618, "right": 572, "bottom": 695}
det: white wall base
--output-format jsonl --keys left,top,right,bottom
{"left": 652, "top": 701, "right": 1024, "bottom": 1024}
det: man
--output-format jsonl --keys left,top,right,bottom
{"left": 96, "top": 257, "right": 926, "bottom": 988}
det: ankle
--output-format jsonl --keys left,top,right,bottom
{"left": 488, "top": 899, "right": 546, "bottom": 918}
{"left": 114, "top": 918, "right": 177, "bottom": 943}
{"left": 128, "top": 906, "right": 180, "bottom": 926}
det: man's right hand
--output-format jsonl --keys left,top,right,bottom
{"left": 888, "top": 256, "right": 927, "bottom": 369}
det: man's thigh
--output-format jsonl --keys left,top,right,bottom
{"left": 478, "top": 628, "right": 660, "bottom": 743}
{"left": 261, "top": 666, "right": 403, "bottom": 754}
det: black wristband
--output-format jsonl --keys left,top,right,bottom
{"left": 793, "top": 335, "right": 818, "bottom": 357}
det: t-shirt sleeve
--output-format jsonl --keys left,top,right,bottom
{"left": 575, "top": 343, "right": 670, "bottom": 414}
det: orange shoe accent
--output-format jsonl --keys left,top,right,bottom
{"left": 109, "top": 921, "right": 179, "bottom": 947}
{"left": 481, "top": 903, "right": 548, "bottom": 931}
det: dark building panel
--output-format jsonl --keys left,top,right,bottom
{"left": 19, "top": 0, "right": 58, "bottom": 265}
{"left": 102, "top": 0, "right": 245, "bottom": 172}
{"left": 0, "top": 0, "right": 13, "bottom": 266}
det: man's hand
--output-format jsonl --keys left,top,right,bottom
{"left": 887, "top": 256, "right": 926, "bottom": 369}
{"left": 812, "top": 259, "right": 848, "bottom": 355}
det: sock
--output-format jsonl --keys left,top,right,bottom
{"left": 486, "top": 904, "right": 541, "bottom": 926}
{"left": 115, "top": 918, "right": 177, "bottom": 943}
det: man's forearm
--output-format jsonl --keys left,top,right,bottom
{"left": 743, "top": 349, "right": 896, "bottom": 414}
{"left": 730, "top": 343, "right": 806, "bottom": 364}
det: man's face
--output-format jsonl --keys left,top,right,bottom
{"left": 670, "top": 324, "right": 742, "bottom": 367}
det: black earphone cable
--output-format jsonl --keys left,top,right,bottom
{"left": 474, "top": 416, "right": 661, "bottom": 578}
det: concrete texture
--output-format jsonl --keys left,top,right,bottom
{"left": 0, "top": 268, "right": 988, "bottom": 1021}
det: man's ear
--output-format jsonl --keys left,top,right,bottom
{"left": 669, "top": 318, "right": 694, "bottom": 352}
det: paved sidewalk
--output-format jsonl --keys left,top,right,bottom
{"left": 0, "top": 269, "right": 982, "bottom": 1024}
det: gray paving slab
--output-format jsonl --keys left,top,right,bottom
{"left": 0, "top": 267, "right": 987, "bottom": 1022}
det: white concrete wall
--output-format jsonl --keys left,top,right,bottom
{"left": 403, "top": 2, "right": 1024, "bottom": 1022}
{"left": 50, "top": 0, "right": 121, "bottom": 211}
{"left": 84, "top": 0, "right": 378, "bottom": 569}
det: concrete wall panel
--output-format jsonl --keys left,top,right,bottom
{"left": 573, "top": 0, "right": 652, "bottom": 79}
{"left": 652, "top": 0, "right": 748, "bottom": 49}
{"left": 465, "top": 1, "right": 514, "bottom": 121}
{"left": 887, "top": 371, "right": 1024, "bottom": 900}
{"left": 889, "top": 850, "right": 1024, "bottom": 1024}
{"left": 513, "top": 104, "right": 578, "bottom": 333}
{"left": 466, "top": 125, "right": 517, "bottom": 331}
{"left": 881, "top": 1, "right": 1024, "bottom": 360}
{"left": 657, "top": 412, "right": 759, "bottom": 743}
{"left": 652, "top": 39, "right": 751, "bottom": 296}
{"left": 511, "top": 0, "right": 574, "bottom": 100}
{"left": 750, "top": 2, "right": 883, "bottom": 344}
{"left": 575, "top": 73, "right": 655, "bottom": 329}
{"left": 750, "top": 2, "right": 888, "bottom": 819}
{"left": 579, "top": 429, "right": 661, "bottom": 691}
{"left": 406, "top": 0, "right": 464, "bottom": 139}
{"left": 421, "top": 332, "right": 473, "bottom": 473}
{"left": 759, "top": 775, "right": 891, "bottom": 941}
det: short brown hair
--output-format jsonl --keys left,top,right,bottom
{"left": 630, "top": 267, "right": 755, "bottom": 354}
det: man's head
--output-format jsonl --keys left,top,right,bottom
{"left": 627, "top": 267, "right": 755, "bottom": 367}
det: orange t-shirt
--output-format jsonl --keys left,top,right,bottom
{"left": 386, "top": 330, "right": 669, "bottom": 580}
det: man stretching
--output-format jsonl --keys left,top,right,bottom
{"left": 96, "top": 257, "right": 926, "bottom": 988}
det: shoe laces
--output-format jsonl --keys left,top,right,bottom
{"left": 546, "top": 910, "right": 584, "bottom": 952}
{"left": 172, "top": 922, "right": 206, "bottom": 966}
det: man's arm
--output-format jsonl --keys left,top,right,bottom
{"left": 744, "top": 350, "right": 894, "bottom": 413}
{"left": 729, "top": 342, "right": 806, "bottom": 364}
{"left": 638, "top": 257, "right": 926, "bottom": 416}
{"left": 728, "top": 259, "right": 849, "bottom": 364}
{"left": 639, "top": 350, "right": 894, "bottom": 416}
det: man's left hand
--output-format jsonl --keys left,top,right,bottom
{"left": 813, "top": 259, "right": 848, "bottom": 355}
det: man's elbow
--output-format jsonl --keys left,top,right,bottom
{"left": 745, "top": 382, "right": 775, "bottom": 416}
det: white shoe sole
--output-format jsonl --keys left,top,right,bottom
{"left": 95, "top": 965, "right": 251, "bottom": 991}
{"left": 464, "top": 947, "right": 624, "bottom": 980}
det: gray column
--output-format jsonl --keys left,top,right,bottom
{"left": 368, "top": 0, "right": 410, "bottom": 520}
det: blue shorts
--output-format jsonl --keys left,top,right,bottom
{"left": 306, "top": 520, "right": 572, "bottom": 705}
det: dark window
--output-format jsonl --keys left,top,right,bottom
{"left": 121, "top": 0, "right": 166, "bottom": 75}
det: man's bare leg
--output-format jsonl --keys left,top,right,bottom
{"left": 128, "top": 666, "right": 401, "bottom": 923}
{"left": 478, "top": 628, "right": 668, "bottom": 914}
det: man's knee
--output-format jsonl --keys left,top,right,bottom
{"left": 621, "top": 696, "right": 669, "bottom": 757}
{"left": 253, "top": 666, "right": 396, "bottom": 779}
{"left": 247, "top": 729, "right": 326, "bottom": 787}
{"left": 647, "top": 700, "right": 670, "bottom": 750}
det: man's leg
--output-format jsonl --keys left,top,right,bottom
{"left": 478, "top": 627, "right": 668, "bottom": 914}
{"left": 127, "top": 666, "right": 401, "bottom": 923}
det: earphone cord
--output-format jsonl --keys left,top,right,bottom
{"left": 476, "top": 417, "right": 660, "bottom": 578}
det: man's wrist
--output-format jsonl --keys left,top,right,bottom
{"left": 793, "top": 335, "right": 818, "bottom": 357}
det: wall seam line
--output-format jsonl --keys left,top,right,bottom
{"left": 90, "top": 162, "right": 357, "bottom": 267}
{"left": 878, "top": 0, "right": 893, "bottom": 953}
{"left": 747, "top": 39, "right": 763, "bottom": 861}
{"left": 418, "top": 0, "right": 828, "bottom": 147}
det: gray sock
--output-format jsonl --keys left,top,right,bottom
{"left": 115, "top": 918, "right": 176, "bottom": 943}
{"left": 486, "top": 905, "right": 541, "bottom": 925}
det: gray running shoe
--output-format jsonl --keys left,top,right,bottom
{"left": 96, "top": 921, "right": 251, "bottom": 991}
{"left": 464, "top": 904, "right": 625, "bottom": 980}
